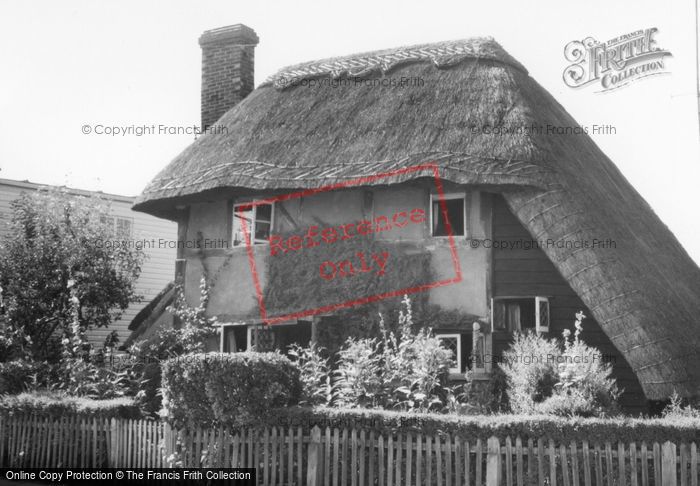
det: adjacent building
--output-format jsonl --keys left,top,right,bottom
{"left": 0, "top": 177, "right": 176, "bottom": 348}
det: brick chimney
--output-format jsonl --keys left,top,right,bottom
{"left": 199, "top": 24, "right": 259, "bottom": 130}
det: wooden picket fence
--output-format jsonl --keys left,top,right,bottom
{"left": 0, "top": 413, "right": 699, "bottom": 486}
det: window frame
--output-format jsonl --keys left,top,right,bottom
{"left": 115, "top": 217, "right": 133, "bottom": 238}
{"left": 218, "top": 322, "right": 248, "bottom": 353}
{"left": 491, "top": 296, "right": 550, "bottom": 334}
{"left": 100, "top": 215, "right": 134, "bottom": 238}
{"left": 535, "top": 296, "right": 550, "bottom": 333}
{"left": 232, "top": 200, "right": 275, "bottom": 246}
{"left": 436, "top": 333, "right": 462, "bottom": 374}
{"left": 429, "top": 192, "right": 467, "bottom": 238}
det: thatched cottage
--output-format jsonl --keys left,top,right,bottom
{"left": 133, "top": 24, "right": 700, "bottom": 411}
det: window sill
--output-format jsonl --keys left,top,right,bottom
{"left": 447, "top": 370, "right": 490, "bottom": 381}
{"left": 468, "top": 370, "right": 491, "bottom": 381}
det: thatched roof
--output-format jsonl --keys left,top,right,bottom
{"left": 134, "top": 38, "right": 700, "bottom": 401}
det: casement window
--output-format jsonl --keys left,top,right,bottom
{"left": 430, "top": 193, "right": 466, "bottom": 237}
{"left": 116, "top": 218, "right": 133, "bottom": 238}
{"left": 220, "top": 323, "right": 249, "bottom": 352}
{"left": 436, "top": 334, "right": 462, "bottom": 374}
{"left": 220, "top": 321, "right": 311, "bottom": 353}
{"left": 491, "top": 296, "right": 550, "bottom": 333}
{"left": 232, "top": 202, "right": 274, "bottom": 246}
{"left": 101, "top": 216, "right": 133, "bottom": 238}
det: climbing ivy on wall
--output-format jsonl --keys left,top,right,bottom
{"left": 263, "top": 235, "right": 432, "bottom": 316}
{"left": 263, "top": 234, "right": 482, "bottom": 353}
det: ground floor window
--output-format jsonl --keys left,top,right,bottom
{"left": 491, "top": 296, "right": 550, "bottom": 333}
{"left": 435, "top": 332, "right": 475, "bottom": 374}
{"left": 222, "top": 324, "right": 248, "bottom": 352}
{"left": 221, "top": 320, "right": 311, "bottom": 353}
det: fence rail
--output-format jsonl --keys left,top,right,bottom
{"left": 0, "top": 414, "right": 698, "bottom": 486}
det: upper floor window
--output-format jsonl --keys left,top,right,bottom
{"left": 101, "top": 216, "right": 133, "bottom": 238}
{"left": 491, "top": 296, "right": 550, "bottom": 334}
{"left": 232, "top": 202, "right": 274, "bottom": 246}
{"left": 430, "top": 193, "right": 466, "bottom": 237}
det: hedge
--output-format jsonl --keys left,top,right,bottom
{"left": 161, "top": 352, "right": 301, "bottom": 429}
{"left": 0, "top": 392, "right": 141, "bottom": 419}
{"left": 255, "top": 406, "right": 700, "bottom": 445}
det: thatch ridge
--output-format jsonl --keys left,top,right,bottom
{"left": 261, "top": 38, "right": 528, "bottom": 89}
{"left": 134, "top": 38, "right": 700, "bottom": 400}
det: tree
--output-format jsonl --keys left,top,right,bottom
{"left": 0, "top": 188, "right": 144, "bottom": 361}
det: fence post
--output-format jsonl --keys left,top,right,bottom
{"left": 661, "top": 441, "right": 677, "bottom": 486}
{"left": 0, "top": 414, "right": 4, "bottom": 468}
{"left": 487, "top": 436, "right": 501, "bottom": 486}
{"left": 163, "top": 422, "right": 173, "bottom": 466}
{"left": 109, "top": 418, "right": 118, "bottom": 468}
{"left": 306, "top": 426, "right": 323, "bottom": 486}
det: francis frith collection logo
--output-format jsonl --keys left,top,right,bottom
{"left": 563, "top": 28, "right": 672, "bottom": 92}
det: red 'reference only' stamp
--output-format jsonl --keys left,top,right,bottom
{"left": 238, "top": 163, "right": 463, "bottom": 324}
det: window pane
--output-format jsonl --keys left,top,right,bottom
{"left": 255, "top": 221, "right": 271, "bottom": 241}
{"left": 116, "top": 218, "right": 132, "bottom": 238}
{"left": 432, "top": 198, "right": 465, "bottom": 236}
{"left": 492, "top": 301, "right": 506, "bottom": 330}
{"left": 500, "top": 298, "right": 536, "bottom": 331}
{"left": 506, "top": 303, "right": 521, "bottom": 332}
{"left": 256, "top": 203, "right": 272, "bottom": 222}
{"left": 538, "top": 298, "right": 550, "bottom": 330}
{"left": 233, "top": 206, "right": 254, "bottom": 246}
{"left": 438, "top": 335, "right": 459, "bottom": 372}
{"left": 463, "top": 333, "right": 473, "bottom": 371}
{"left": 519, "top": 299, "right": 537, "bottom": 329}
{"left": 439, "top": 336, "right": 458, "bottom": 357}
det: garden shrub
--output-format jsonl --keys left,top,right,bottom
{"left": 548, "top": 314, "right": 620, "bottom": 416}
{"left": 0, "top": 188, "right": 143, "bottom": 362}
{"left": 288, "top": 343, "right": 332, "bottom": 406}
{"left": 302, "top": 295, "right": 453, "bottom": 412}
{"left": 126, "top": 277, "right": 217, "bottom": 415}
{"left": 378, "top": 310, "right": 453, "bottom": 411}
{"left": 56, "top": 357, "right": 131, "bottom": 400}
{"left": 458, "top": 367, "right": 510, "bottom": 414}
{"left": 161, "top": 352, "right": 301, "bottom": 429}
{"left": 333, "top": 338, "right": 382, "bottom": 407}
{"left": 53, "top": 290, "right": 131, "bottom": 400}
{"left": 500, "top": 332, "right": 560, "bottom": 413}
{"left": 0, "top": 360, "right": 52, "bottom": 395}
{"left": 662, "top": 391, "right": 700, "bottom": 419}
{"left": 500, "top": 312, "right": 619, "bottom": 417}
{"left": 0, "top": 391, "right": 140, "bottom": 419}
{"left": 127, "top": 326, "right": 212, "bottom": 415}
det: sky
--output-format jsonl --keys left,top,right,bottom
{"left": 1, "top": 0, "right": 699, "bottom": 262}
